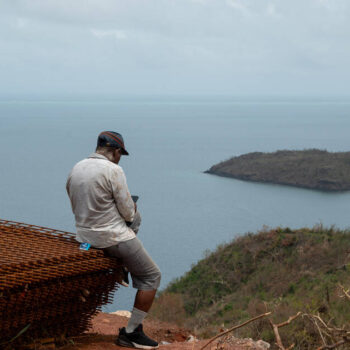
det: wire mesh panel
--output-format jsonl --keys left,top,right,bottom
{"left": 0, "top": 219, "right": 122, "bottom": 344}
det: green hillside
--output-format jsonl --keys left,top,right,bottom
{"left": 151, "top": 226, "right": 350, "bottom": 349}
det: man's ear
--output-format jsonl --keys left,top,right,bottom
{"left": 113, "top": 148, "right": 121, "bottom": 164}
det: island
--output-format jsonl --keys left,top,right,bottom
{"left": 205, "top": 149, "right": 350, "bottom": 191}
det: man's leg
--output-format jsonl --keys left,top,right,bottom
{"left": 119, "top": 238, "right": 161, "bottom": 348}
{"left": 126, "top": 290, "right": 157, "bottom": 334}
{"left": 134, "top": 289, "right": 157, "bottom": 312}
{"left": 122, "top": 211, "right": 142, "bottom": 286}
{"left": 124, "top": 238, "right": 160, "bottom": 333}
{"left": 103, "top": 237, "right": 161, "bottom": 348}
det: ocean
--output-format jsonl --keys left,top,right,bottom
{"left": 1, "top": 96, "right": 350, "bottom": 311}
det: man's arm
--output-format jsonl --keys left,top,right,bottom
{"left": 110, "top": 167, "right": 135, "bottom": 223}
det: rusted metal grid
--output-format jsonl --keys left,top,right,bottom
{"left": 0, "top": 219, "right": 123, "bottom": 344}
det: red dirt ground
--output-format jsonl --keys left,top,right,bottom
{"left": 59, "top": 312, "right": 269, "bottom": 350}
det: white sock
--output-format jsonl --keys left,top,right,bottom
{"left": 126, "top": 307, "right": 147, "bottom": 333}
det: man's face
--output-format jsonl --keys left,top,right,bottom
{"left": 113, "top": 148, "right": 122, "bottom": 164}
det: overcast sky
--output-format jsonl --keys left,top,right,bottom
{"left": 1, "top": 0, "right": 349, "bottom": 97}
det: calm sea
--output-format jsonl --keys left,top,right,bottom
{"left": 1, "top": 96, "right": 350, "bottom": 310}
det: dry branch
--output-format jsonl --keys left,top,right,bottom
{"left": 306, "top": 312, "right": 350, "bottom": 350}
{"left": 316, "top": 337, "right": 350, "bottom": 350}
{"left": 269, "top": 312, "right": 301, "bottom": 350}
{"left": 276, "top": 312, "right": 302, "bottom": 328}
{"left": 311, "top": 315, "right": 328, "bottom": 347}
{"left": 339, "top": 284, "right": 350, "bottom": 302}
{"left": 200, "top": 312, "right": 271, "bottom": 350}
{"left": 311, "top": 314, "right": 350, "bottom": 337}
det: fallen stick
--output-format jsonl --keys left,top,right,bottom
{"left": 269, "top": 312, "right": 301, "bottom": 350}
{"left": 338, "top": 284, "right": 350, "bottom": 302}
{"left": 316, "top": 338, "right": 350, "bottom": 350}
{"left": 200, "top": 312, "right": 271, "bottom": 350}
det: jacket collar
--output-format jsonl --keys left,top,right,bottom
{"left": 88, "top": 152, "right": 108, "bottom": 160}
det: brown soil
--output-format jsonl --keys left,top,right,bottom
{"left": 59, "top": 312, "right": 269, "bottom": 350}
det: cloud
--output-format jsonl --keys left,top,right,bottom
{"left": 16, "top": 17, "right": 28, "bottom": 29}
{"left": 91, "top": 29, "right": 127, "bottom": 40}
{"left": 266, "top": 2, "right": 281, "bottom": 18}
{"left": 316, "top": 0, "right": 332, "bottom": 8}
{"left": 225, "top": 0, "right": 251, "bottom": 16}
{"left": 314, "top": 0, "right": 348, "bottom": 12}
{"left": 0, "top": 0, "right": 350, "bottom": 95}
{"left": 190, "top": 0, "right": 208, "bottom": 4}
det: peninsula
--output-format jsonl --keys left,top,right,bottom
{"left": 205, "top": 149, "right": 350, "bottom": 191}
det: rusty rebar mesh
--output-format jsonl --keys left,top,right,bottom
{"left": 0, "top": 219, "right": 123, "bottom": 345}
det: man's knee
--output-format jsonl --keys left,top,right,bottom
{"left": 143, "top": 265, "right": 161, "bottom": 291}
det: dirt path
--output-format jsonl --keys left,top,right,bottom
{"left": 60, "top": 312, "right": 269, "bottom": 350}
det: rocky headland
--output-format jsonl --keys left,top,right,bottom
{"left": 205, "top": 149, "right": 350, "bottom": 191}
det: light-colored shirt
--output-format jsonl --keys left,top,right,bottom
{"left": 66, "top": 153, "right": 136, "bottom": 248}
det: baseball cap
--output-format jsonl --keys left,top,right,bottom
{"left": 97, "top": 131, "right": 129, "bottom": 155}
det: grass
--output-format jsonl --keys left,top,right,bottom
{"left": 150, "top": 225, "right": 350, "bottom": 349}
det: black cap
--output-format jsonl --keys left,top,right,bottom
{"left": 97, "top": 131, "right": 129, "bottom": 155}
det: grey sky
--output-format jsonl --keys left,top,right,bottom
{"left": 1, "top": 0, "right": 349, "bottom": 96}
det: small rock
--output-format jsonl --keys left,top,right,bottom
{"left": 256, "top": 340, "right": 270, "bottom": 349}
{"left": 186, "top": 335, "right": 198, "bottom": 342}
{"left": 109, "top": 310, "right": 132, "bottom": 318}
{"left": 160, "top": 341, "right": 171, "bottom": 345}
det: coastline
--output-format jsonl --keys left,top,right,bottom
{"left": 204, "top": 169, "right": 349, "bottom": 192}
{"left": 205, "top": 149, "right": 350, "bottom": 192}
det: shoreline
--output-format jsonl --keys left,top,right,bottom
{"left": 204, "top": 170, "right": 349, "bottom": 192}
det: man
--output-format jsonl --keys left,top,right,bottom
{"left": 66, "top": 131, "right": 161, "bottom": 349}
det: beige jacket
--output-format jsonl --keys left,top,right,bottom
{"left": 66, "top": 153, "right": 136, "bottom": 248}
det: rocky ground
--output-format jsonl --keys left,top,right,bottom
{"left": 59, "top": 312, "right": 270, "bottom": 350}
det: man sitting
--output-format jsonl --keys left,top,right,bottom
{"left": 66, "top": 131, "right": 161, "bottom": 349}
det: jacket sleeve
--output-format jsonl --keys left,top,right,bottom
{"left": 110, "top": 166, "right": 135, "bottom": 223}
{"left": 65, "top": 173, "right": 74, "bottom": 211}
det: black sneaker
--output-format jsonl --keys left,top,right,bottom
{"left": 116, "top": 324, "right": 159, "bottom": 349}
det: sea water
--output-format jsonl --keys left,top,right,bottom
{"left": 1, "top": 96, "right": 350, "bottom": 310}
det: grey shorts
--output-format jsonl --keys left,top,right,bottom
{"left": 103, "top": 237, "right": 161, "bottom": 291}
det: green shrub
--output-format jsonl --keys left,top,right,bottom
{"left": 153, "top": 226, "right": 350, "bottom": 348}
